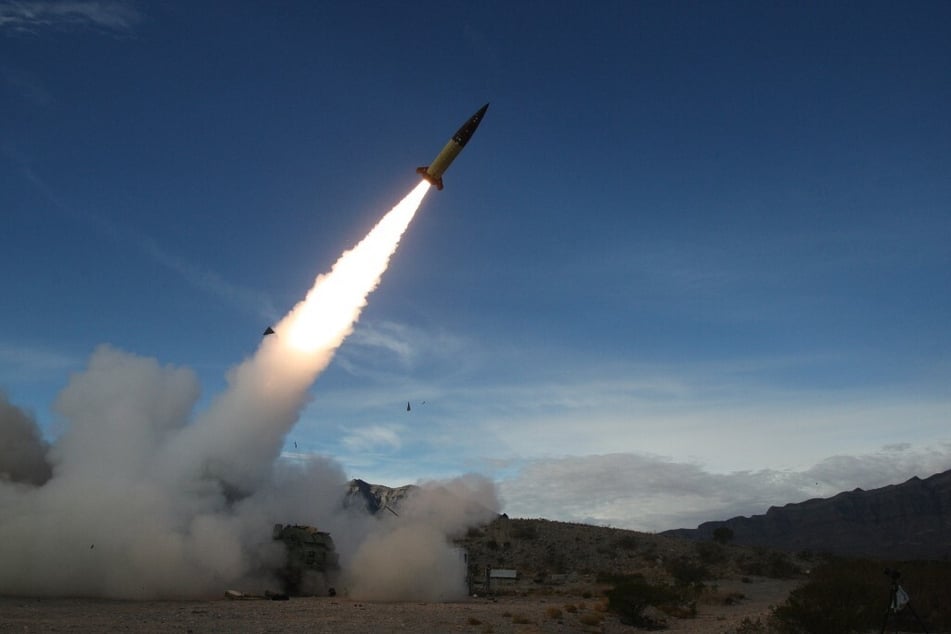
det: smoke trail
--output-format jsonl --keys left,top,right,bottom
{"left": 158, "top": 180, "right": 431, "bottom": 494}
{"left": 0, "top": 181, "right": 500, "bottom": 599}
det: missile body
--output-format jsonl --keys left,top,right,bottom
{"left": 417, "top": 103, "right": 489, "bottom": 190}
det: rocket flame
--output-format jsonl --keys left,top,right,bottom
{"left": 282, "top": 181, "right": 430, "bottom": 354}
{"left": 157, "top": 180, "right": 431, "bottom": 493}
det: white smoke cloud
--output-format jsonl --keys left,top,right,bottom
{"left": 0, "top": 391, "right": 52, "bottom": 486}
{"left": 345, "top": 474, "right": 499, "bottom": 601}
{"left": 0, "top": 182, "right": 500, "bottom": 599}
{"left": 0, "top": 346, "right": 306, "bottom": 598}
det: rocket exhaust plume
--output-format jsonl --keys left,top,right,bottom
{"left": 0, "top": 180, "right": 500, "bottom": 599}
{"left": 159, "top": 180, "right": 432, "bottom": 494}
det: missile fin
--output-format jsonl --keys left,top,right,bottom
{"left": 416, "top": 166, "right": 444, "bottom": 190}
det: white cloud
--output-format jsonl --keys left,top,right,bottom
{"left": 291, "top": 315, "right": 951, "bottom": 531}
{"left": 0, "top": 342, "right": 78, "bottom": 381}
{"left": 0, "top": 1, "right": 142, "bottom": 33}
{"left": 139, "top": 237, "right": 279, "bottom": 322}
{"left": 498, "top": 444, "right": 951, "bottom": 533}
{"left": 341, "top": 424, "right": 404, "bottom": 453}
{"left": 336, "top": 319, "right": 472, "bottom": 380}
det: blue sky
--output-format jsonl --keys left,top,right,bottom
{"left": 2, "top": 0, "right": 949, "bottom": 531}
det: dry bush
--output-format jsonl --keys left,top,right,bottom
{"left": 740, "top": 548, "right": 799, "bottom": 579}
{"left": 615, "top": 535, "right": 639, "bottom": 551}
{"left": 700, "top": 588, "right": 746, "bottom": 606}
{"left": 773, "top": 557, "right": 951, "bottom": 632}
{"left": 466, "top": 616, "right": 482, "bottom": 626}
{"left": 695, "top": 540, "right": 728, "bottom": 565}
{"left": 545, "top": 606, "right": 562, "bottom": 619}
{"left": 733, "top": 616, "right": 770, "bottom": 633}
{"left": 665, "top": 555, "right": 710, "bottom": 586}
{"left": 511, "top": 613, "right": 532, "bottom": 624}
{"left": 603, "top": 573, "right": 699, "bottom": 626}
{"left": 563, "top": 603, "right": 578, "bottom": 613}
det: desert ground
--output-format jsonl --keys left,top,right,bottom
{"left": 0, "top": 576, "right": 797, "bottom": 633}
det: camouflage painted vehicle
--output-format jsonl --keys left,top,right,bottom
{"left": 272, "top": 524, "right": 340, "bottom": 596}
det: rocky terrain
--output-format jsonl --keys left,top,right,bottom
{"left": 0, "top": 580, "right": 800, "bottom": 634}
{"left": 15, "top": 470, "right": 951, "bottom": 631}
{"left": 0, "top": 515, "right": 803, "bottom": 633}
{"left": 664, "top": 469, "right": 951, "bottom": 560}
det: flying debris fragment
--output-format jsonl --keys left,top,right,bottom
{"left": 416, "top": 103, "right": 489, "bottom": 190}
{"left": 263, "top": 327, "right": 275, "bottom": 336}
{"left": 406, "top": 401, "right": 411, "bottom": 412}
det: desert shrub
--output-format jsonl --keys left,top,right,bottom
{"left": 616, "top": 534, "right": 639, "bottom": 550}
{"left": 511, "top": 613, "right": 532, "bottom": 624}
{"left": 772, "top": 557, "right": 951, "bottom": 633}
{"left": 766, "top": 552, "right": 800, "bottom": 579}
{"left": 696, "top": 540, "right": 728, "bottom": 565}
{"left": 511, "top": 522, "right": 538, "bottom": 540}
{"left": 546, "top": 606, "right": 562, "bottom": 619}
{"left": 733, "top": 616, "right": 770, "bottom": 633}
{"left": 666, "top": 556, "right": 710, "bottom": 587}
{"left": 702, "top": 588, "right": 746, "bottom": 606}
{"left": 467, "top": 616, "right": 482, "bottom": 625}
{"left": 772, "top": 561, "right": 881, "bottom": 632}
{"left": 741, "top": 549, "right": 799, "bottom": 579}
{"left": 603, "top": 573, "right": 696, "bottom": 627}
{"left": 564, "top": 603, "right": 578, "bottom": 613}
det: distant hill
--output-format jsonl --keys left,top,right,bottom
{"left": 663, "top": 469, "right": 951, "bottom": 560}
{"left": 345, "top": 478, "right": 416, "bottom": 515}
{"left": 341, "top": 480, "right": 810, "bottom": 586}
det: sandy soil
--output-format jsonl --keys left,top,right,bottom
{"left": 0, "top": 577, "right": 798, "bottom": 633}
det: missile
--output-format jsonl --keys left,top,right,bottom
{"left": 416, "top": 103, "right": 489, "bottom": 191}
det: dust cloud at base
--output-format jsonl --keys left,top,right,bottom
{"left": 0, "top": 181, "right": 500, "bottom": 599}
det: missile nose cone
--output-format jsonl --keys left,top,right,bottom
{"left": 471, "top": 103, "right": 489, "bottom": 125}
{"left": 453, "top": 103, "right": 490, "bottom": 146}
{"left": 418, "top": 102, "right": 489, "bottom": 190}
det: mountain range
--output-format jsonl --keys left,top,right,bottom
{"left": 348, "top": 469, "right": 951, "bottom": 562}
{"left": 662, "top": 469, "right": 951, "bottom": 560}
